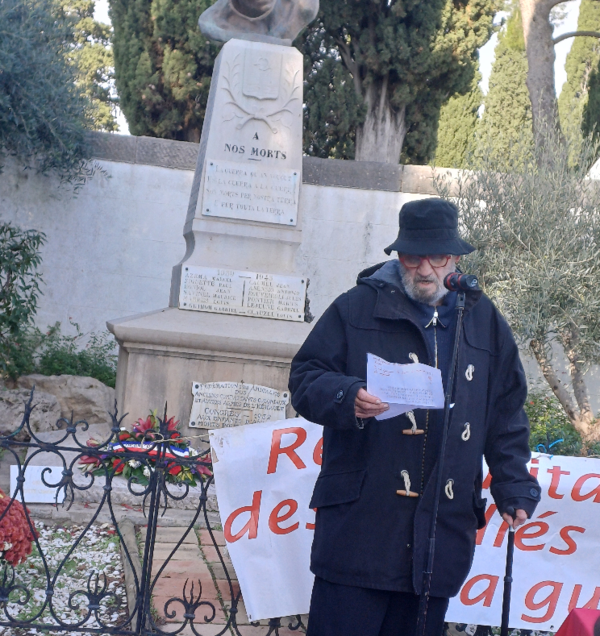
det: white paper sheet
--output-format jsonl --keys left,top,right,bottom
{"left": 366, "top": 353, "right": 444, "bottom": 420}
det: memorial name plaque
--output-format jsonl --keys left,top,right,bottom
{"left": 189, "top": 382, "right": 289, "bottom": 429}
{"left": 203, "top": 159, "right": 300, "bottom": 226}
{"left": 179, "top": 265, "right": 307, "bottom": 322}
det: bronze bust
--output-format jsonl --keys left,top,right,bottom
{"left": 198, "top": 0, "right": 319, "bottom": 46}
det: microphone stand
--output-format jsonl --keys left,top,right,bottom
{"left": 416, "top": 291, "right": 466, "bottom": 636}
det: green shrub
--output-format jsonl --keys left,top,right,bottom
{"left": 36, "top": 323, "right": 117, "bottom": 388}
{"left": 525, "top": 390, "right": 600, "bottom": 457}
{"left": 5, "top": 322, "right": 117, "bottom": 388}
{"left": 0, "top": 224, "right": 45, "bottom": 379}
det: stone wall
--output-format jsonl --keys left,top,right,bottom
{"left": 0, "top": 132, "right": 449, "bottom": 334}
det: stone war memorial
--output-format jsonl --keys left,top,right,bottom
{"left": 108, "top": 0, "right": 317, "bottom": 444}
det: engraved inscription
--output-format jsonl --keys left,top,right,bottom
{"left": 203, "top": 159, "right": 299, "bottom": 225}
{"left": 179, "top": 266, "right": 307, "bottom": 322}
{"left": 189, "top": 382, "right": 289, "bottom": 429}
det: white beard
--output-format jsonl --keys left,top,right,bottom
{"left": 400, "top": 266, "right": 449, "bottom": 306}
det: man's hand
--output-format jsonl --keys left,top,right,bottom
{"left": 355, "top": 388, "right": 389, "bottom": 419}
{"left": 502, "top": 509, "right": 527, "bottom": 529}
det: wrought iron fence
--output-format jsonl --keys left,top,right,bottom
{"left": 0, "top": 390, "right": 306, "bottom": 635}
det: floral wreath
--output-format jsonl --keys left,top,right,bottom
{"left": 79, "top": 411, "right": 212, "bottom": 487}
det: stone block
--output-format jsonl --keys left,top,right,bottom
{"left": 0, "top": 387, "right": 61, "bottom": 439}
{"left": 16, "top": 374, "right": 115, "bottom": 425}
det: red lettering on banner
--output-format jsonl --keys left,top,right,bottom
{"left": 547, "top": 466, "right": 571, "bottom": 499}
{"left": 476, "top": 504, "right": 498, "bottom": 545}
{"left": 268, "top": 499, "right": 299, "bottom": 535}
{"left": 569, "top": 585, "right": 600, "bottom": 611}
{"left": 572, "top": 474, "right": 600, "bottom": 503}
{"left": 549, "top": 526, "right": 586, "bottom": 556}
{"left": 522, "top": 581, "right": 563, "bottom": 623}
{"left": 224, "top": 490, "right": 262, "bottom": 543}
{"left": 267, "top": 427, "right": 307, "bottom": 474}
{"left": 460, "top": 574, "right": 499, "bottom": 607}
{"left": 313, "top": 438, "right": 323, "bottom": 466}
{"left": 514, "top": 512, "right": 556, "bottom": 552}
{"left": 530, "top": 458, "right": 539, "bottom": 480}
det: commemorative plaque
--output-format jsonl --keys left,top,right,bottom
{"left": 203, "top": 159, "right": 300, "bottom": 226}
{"left": 179, "top": 265, "right": 307, "bottom": 322}
{"left": 189, "top": 382, "right": 289, "bottom": 429}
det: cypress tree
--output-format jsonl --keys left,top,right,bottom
{"left": 108, "top": 0, "right": 221, "bottom": 141}
{"left": 300, "top": 0, "right": 499, "bottom": 164}
{"left": 434, "top": 73, "right": 483, "bottom": 169}
{"left": 58, "top": 0, "right": 117, "bottom": 131}
{"left": 478, "top": 4, "right": 533, "bottom": 160}
{"left": 557, "top": 0, "right": 600, "bottom": 144}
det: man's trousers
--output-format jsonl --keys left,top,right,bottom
{"left": 306, "top": 577, "right": 449, "bottom": 636}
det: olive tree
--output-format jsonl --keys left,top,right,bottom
{"left": 436, "top": 132, "right": 600, "bottom": 446}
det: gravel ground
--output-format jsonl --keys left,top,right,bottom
{"left": 0, "top": 522, "right": 129, "bottom": 635}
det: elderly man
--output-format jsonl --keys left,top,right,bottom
{"left": 288, "top": 199, "right": 541, "bottom": 636}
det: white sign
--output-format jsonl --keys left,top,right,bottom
{"left": 203, "top": 160, "right": 300, "bottom": 226}
{"left": 210, "top": 418, "right": 321, "bottom": 621}
{"left": 367, "top": 353, "right": 444, "bottom": 420}
{"left": 448, "top": 454, "right": 600, "bottom": 631}
{"left": 211, "top": 420, "right": 600, "bottom": 629}
{"left": 189, "top": 382, "right": 289, "bottom": 429}
{"left": 179, "top": 266, "right": 307, "bottom": 322}
{"left": 10, "top": 465, "right": 66, "bottom": 504}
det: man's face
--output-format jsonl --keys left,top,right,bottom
{"left": 398, "top": 254, "right": 460, "bottom": 306}
{"left": 232, "top": 0, "right": 277, "bottom": 18}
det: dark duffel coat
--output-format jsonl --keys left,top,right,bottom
{"left": 288, "top": 263, "right": 541, "bottom": 599}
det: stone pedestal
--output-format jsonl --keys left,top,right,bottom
{"left": 108, "top": 38, "right": 310, "bottom": 436}
{"left": 108, "top": 309, "right": 310, "bottom": 433}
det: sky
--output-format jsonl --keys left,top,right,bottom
{"left": 94, "top": 0, "right": 582, "bottom": 134}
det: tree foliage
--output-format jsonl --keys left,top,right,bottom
{"left": 478, "top": 4, "right": 533, "bottom": 161}
{"left": 435, "top": 128, "right": 600, "bottom": 445}
{"left": 434, "top": 73, "right": 482, "bottom": 169}
{"left": 558, "top": 0, "right": 600, "bottom": 155}
{"left": 0, "top": 0, "right": 96, "bottom": 183}
{"left": 57, "top": 0, "right": 117, "bottom": 132}
{"left": 109, "top": 0, "right": 221, "bottom": 141}
{"left": 0, "top": 225, "right": 45, "bottom": 380}
{"left": 299, "top": 0, "right": 499, "bottom": 164}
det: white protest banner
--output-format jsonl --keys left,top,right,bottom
{"left": 447, "top": 454, "right": 600, "bottom": 630}
{"left": 210, "top": 418, "right": 322, "bottom": 621}
{"left": 211, "top": 419, "right": 600, "bottom": 629}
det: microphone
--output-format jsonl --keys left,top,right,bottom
{"left": 444, "top": 272, "right": 480, "bottom": 292}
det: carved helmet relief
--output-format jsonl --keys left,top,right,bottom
{"left": 243, "top": 50, "right": 282, "bottom": 100}
{"left": 221, "top": 53, "right": 299, "bottom": 134}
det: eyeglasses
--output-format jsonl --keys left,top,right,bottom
{"left": 399, "top": 254, "right": 452, "bottom": 269}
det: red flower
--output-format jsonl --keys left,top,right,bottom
{"left": 166, "top": 417, "right": 180, "bottom": 432}
{"left": 118, "top": 432, "right": 130, "bottom": 441}
{"left": 79, "top": 455, "right": 100, "bottom": 467}
{"left": 112, "top": 459, "right": 125, "bottom": 474}
{"left": 168, "top": 464, "right": 182, "bottom": 476}
{"left": 133, "top": 416, "right": 155, "bottom": 435}
{"left": 0, "top": 488, "right": 39, "bottom": 566}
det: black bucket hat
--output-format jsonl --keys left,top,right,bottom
{"left": 384, "top": 198, "right": 475, "bottom": 256}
